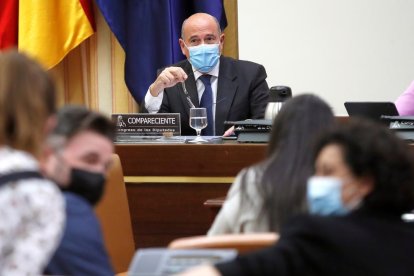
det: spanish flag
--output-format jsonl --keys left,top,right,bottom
{"left": 18, "top": 0, "right": 95, "bottom": 69}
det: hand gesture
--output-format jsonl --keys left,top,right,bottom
{"left": 150, "top": 67, "right": 188, "bottom": 96}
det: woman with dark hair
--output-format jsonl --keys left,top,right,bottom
{"left": 208, "top": 94, "right": 335, "bottom": 234}
{"left": 185, "top": 119, "right": 414, "bottom": 275}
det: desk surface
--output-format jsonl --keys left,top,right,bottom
{"left": 115, "top": 143, "right": 267, "bottom": 249}
{"left": 116, "top": 142, "right": 267, "bottom": 177}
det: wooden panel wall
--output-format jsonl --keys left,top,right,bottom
{"left": 223, "top": 0, "right": 239, "bottom": 59}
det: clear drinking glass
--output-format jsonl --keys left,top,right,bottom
{"left": 189, "top": 107, "right": 208, "bottom": 143}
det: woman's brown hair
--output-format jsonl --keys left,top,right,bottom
{"left": 0, "top": 50, "right": 56, "bottom": 157}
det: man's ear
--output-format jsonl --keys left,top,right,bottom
{"left": 38, "top": 142, "right": 56, "bottom": 179}
{"left": 358, "top": 175, "right": 375, "bottom": 197}
{"left": 219, "top": 33, "right": 225, "bottom": 53}
{"left": 40, "top": 145, "right": 71, "bottom": 188}
{"left": 179, "top": 38, "right": 189, "bottom": 57}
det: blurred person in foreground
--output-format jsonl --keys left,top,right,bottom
{"left": 395, "top": 80, "right": 414, "bottom": 115}
{"left": 42, "top": 105, "right": 115, "bottom": 276}
{"left": 181, "top": 119, "right": 414, "bottom": 276}
{"left": 0, "top": 50, "right": 64, "bottom": 275}
{"left": 208, "top": 94, "right": 335, "bottom": 235}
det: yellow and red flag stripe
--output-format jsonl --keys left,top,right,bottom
{"left": 0, "top": 0, "right": 95, "bottom": 69}
{"left": 18, "top": 0, "right": 95, "bottom": 68}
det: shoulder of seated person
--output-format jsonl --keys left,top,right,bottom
{"left": 64, "top": 192, "right": 93, "bottom": 212}
{"left": 223, "top": 55, "right": 264, "bottom": 68}
{"left": 281, "top": 214, "right": 347, "bottom": 236}
{"left": 169, "top": 59, "right": 189, "bottom": 69}
{"left": 156, "top": 59, "right": 188, "bottom": 75}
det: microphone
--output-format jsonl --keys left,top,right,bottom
{"left": 181, "top": 82, "right": 196, "bottom": 108}
{"left": 181, "top": 66, "right": 214, "bottom": 109}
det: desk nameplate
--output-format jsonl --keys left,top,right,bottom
{"left": 112, "top": 113, "right": 181, "bottom": 137}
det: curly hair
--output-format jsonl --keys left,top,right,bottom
{"left": 313, "top": 119, "right": 414, "bottom": 214}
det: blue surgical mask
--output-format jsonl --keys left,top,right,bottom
{"left": 307, "top": 176, "right": 349, "bottom": 216}
{"left": 187, "top": 43, "right": 220, "bottom": 73}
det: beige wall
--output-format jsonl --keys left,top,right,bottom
{"left": 238, "top": 0, "right": 414, "bottom": 114}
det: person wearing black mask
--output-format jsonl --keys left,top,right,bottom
{"left": 41, "top": 105, "right": 115, "bottom": 276}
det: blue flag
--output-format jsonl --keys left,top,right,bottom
{"left": 95, "top": 0, "right": 227, "bottom": 104}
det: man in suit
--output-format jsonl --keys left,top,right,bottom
{"left": 144, "top": 13, "right": 269, "bottom": 136}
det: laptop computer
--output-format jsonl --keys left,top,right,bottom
{"left": 128, "top": 248, "right": 237, "bottom": 276}
{"left": 344, "top": 102, "right": 399, "bottom": 122}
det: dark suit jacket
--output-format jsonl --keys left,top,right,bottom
{"left": 45, "top": 192, "right": 114, "bottom": 276}
{"left": 156, "top": 56, "right": 269, "bottom": 135}
{"left": 216, "top": 208, "right": 414, "bottom": 276}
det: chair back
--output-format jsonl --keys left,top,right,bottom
{"left": 168, "top": 233, "right": 279, "bottom": 254}
{"left": 95, "top": 154, "right": 135, "bottom": 273}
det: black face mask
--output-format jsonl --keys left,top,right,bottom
{"left": 63, "top": 168, "right": 106, "bottom": 206}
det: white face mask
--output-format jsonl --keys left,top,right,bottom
{"left": 307, "top": 176, "right": 362, "bottom": 216}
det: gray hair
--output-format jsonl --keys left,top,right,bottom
{"left": 50, "top": 105, "right": 115, "bottom": 142}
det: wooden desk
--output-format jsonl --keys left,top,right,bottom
{"left": 116, "top": 143, "right": 267, "bottom": 249}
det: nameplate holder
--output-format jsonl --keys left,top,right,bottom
{"left": 381, "top": 116, "right": 414, "bottom": 143}
{"left": 112, "top": 113, "right": 181, "bottom": 138}
{"left": 225, "top": 119, "right": 272, "bottom": 143}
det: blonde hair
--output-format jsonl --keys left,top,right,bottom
{"left": 0, "top": 50, "right": 56, "bottom": 157}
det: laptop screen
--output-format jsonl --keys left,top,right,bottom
{"left": 344, "top": 102, "right": 399, "bottom": 121}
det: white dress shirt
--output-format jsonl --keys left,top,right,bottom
{"left": 145, "top": 61, "right": 220, "bottom": 125}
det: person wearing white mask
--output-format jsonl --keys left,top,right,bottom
{"left": 208, "top": 94, "right": 335, "bottom": 235}
{"left": 143, "top": 13, "right": 269, "bottom": 136}
{"left": 180, "top": 119, "right": 414, "bottom": 276}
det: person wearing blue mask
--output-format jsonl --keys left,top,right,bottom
{"left": 42, "top": 105, "right": 115, "bottom": 276}
{"left": 180, "top": 119, "right": 414, "bottom": 276}
{"left": 144, "top": 13, "right": 269, "bottom": 136}
{"left": 208, "top": 94, "right": 335, "bottom": 235}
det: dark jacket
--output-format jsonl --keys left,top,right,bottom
{"left": 216, "top": 208, "right": 414, "bottom": 276}
{"left": 45, "top": 192, "right": 114, "bottom": 276}
{"left": 157, "top": 56, "right": 269, "bottom": 135}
